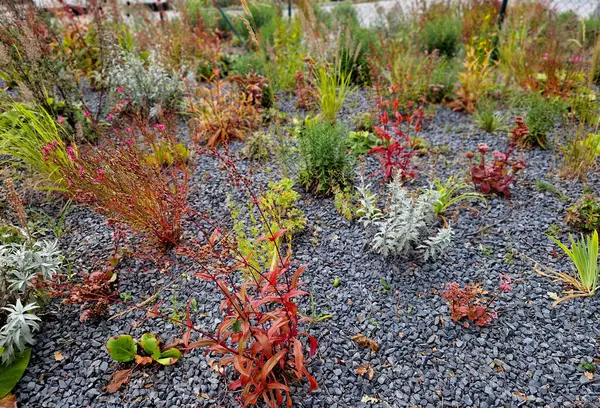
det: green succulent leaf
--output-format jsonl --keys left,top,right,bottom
{"left": 155, "top": 348, "right": 181, "bottom": 366}
{"left": 0, "top": 348, "right": 31, "bottom": 398}
{"left": 106, "top": 335, "right": 137, "bottom": 363}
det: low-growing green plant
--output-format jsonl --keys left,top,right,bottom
{"left": 297, "top": 120, "right": 354, "bottom": 195}
{"left": 566, "top": 195, "right": 600, "bottom": 232}
{"left": 240, "top": 130, "right": 276, "bottom": 161}
{"left": 106, "top": 333, "right": 182, "bottom": 366}
{"left": 537, "top": 231, "right": 599, "bottom": 305}
{"left": 523, "top": 94, "right": 564, "bottom": 148}
{"left": 560, "top": 130, "right": 600, "bottom": 179}
{"left": 333, "top": 186, "right": 357, "bottom": 220}
{"left": 353, "top": 112, "right": 376, "bottom": 132}
{"left": 535, "top": 179, "right": 571, "bottom": 202}
{"left": 474, "top": 100, "right": 505, "bottom": 134}
{"left": 346, "top": 130, "right": 381, "bottom": 155}
{"left": 432, "top": 176, "right": 485, "bottom": 216}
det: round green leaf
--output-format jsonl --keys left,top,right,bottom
{"left": 106, "top": 335, "right": 136, "bottom": 362}
{"left": 139, "top": 333, "right": 161, "bottom": 360}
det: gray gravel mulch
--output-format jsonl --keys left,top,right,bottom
{"left": 14, "top": 90, "right": 600, "bottom": 408}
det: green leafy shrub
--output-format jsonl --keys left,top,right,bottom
{"left": 230, "top": 178, "right": 306, "bottom": 275}
{"left": 422, "top": 13, "right": 462, "bottom": 58}
{"left": 523, "top": 94, "right": 565, "bottom": 147}
{"left": 297, "top": 120, "right": 354, "bottom": 195}
{"left": 566, "top": 194, "right": 600, "bottom": 232}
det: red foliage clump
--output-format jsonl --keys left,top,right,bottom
{"left": 294, "top": 70, "right": 319, "bottom": 111}
{"left": 179, "top": 230, "right": 318, "bottom": 408}
{"left": 442, "top": 275, "right": 512, "bottom": 328}
{"left": 175, "top": 155, "right": 318, "bottom": 408}
{"left": 50, "top": 270, "right": 118, "bottom": 322}
{"left": 466, "top": 117, "right": 528, "bottom": 197}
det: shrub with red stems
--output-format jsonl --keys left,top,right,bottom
{"left": 46, "top": 124, "right": 189, "bottom": 249}
{"left": 369, "top": 97, "right": 424, "bottom": 181}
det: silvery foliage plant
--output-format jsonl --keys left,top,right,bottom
{"left": 357, "top": 176, "right": 454, "bottom": 260}
{"left": 110, "top": 51, "right": 183, "bottom": 119}
{"left": 0, "top": 239, "right": 61, "bottom": 364}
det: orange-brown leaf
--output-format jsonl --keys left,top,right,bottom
{"left": 134, "top": 355, "right": 153, "bottom": 365}
{"left": 351, "top": 333, "right": 380, "bottom": 352}
{"left": 0, "top": 394, "right": 17, "bottom": 408}
{"left": 106, "top": 368, "right": 133, "bottom": 393}
{"left": 293, "top": 339, "right": 304, "bottom": 379}
{"left": 356, "top": 363, "right": 375, "bottom": 381}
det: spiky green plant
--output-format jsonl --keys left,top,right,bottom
{"left": 316, "top": 64, "right": 356, "bottom": 123}
{"left": 537, "top": 231, "right": 599, "bottom": 305}
{"left": 432, "top": 177, "right": 486, "bottom": 216}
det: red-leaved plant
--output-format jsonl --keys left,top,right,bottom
{"left": 442, "top": 274, "right": 512, "bottom": 328}
{"left": 370, "top": 97, "right": 424, "bottom": 181}
{"left": 177, "top": 153, "right": 318, "bottom": 407}
{"left": 466, "top": 117, "right": 528, "bottom": 197}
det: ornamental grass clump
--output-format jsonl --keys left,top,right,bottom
{"left": 0, "top": 102, "right": 73, "bottom": 190}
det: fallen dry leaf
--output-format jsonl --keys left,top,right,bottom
{"left": 54, "top": 351, "right": 64, "bottom": 361}
{"left": 0, "top": 394, "right": 17, "bottom": 408}
{"left": 584, "top": 371, "right": 594, "bottom": 381}
{"left": 513, "top": 391, "right": 527, "bottom": 401}
{"left": 106, "top": 368, "right": 133, "bottom": 393}
{"left": 134, "top": 355, "right": 153, "bottom": 365}
{"left": 351, "top": 333, "right": 379, "bottom": 353}
{"left": 356, "top": 363, "right": 374, "bottom": 381}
